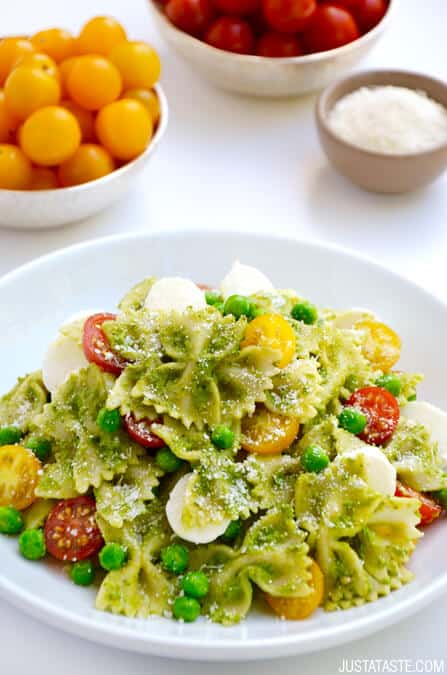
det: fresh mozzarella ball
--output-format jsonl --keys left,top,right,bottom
{"left": 166, "top": 473, "right": 231, "bottom": 544}
{"left": 42, "top": 333, "right": 89, "bottom": 394}
{"left": 220, "top": 261, "right": 274, "bottom": 300}
{"left": 333, "top": 308, "right": 377, "bottom": 330}
{"left": 145, "top": 277, "right": 207, "bottom": 313}
{"left": 402, "top": 401, "right": 447, "bottom": 466}
{"left": 341, "top": 446, "right": 396, "bottom": 496}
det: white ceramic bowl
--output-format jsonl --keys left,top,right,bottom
{"left": 0, "top": 84, "right": 168, "bottom": 230}
{"left": 0, "top": 230, "right": 446, "bottom": 661}
{"left": 147, "top": 0, "right": 396, "bottom": 98}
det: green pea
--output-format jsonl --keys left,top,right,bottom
{"left": 0, "top": 506, "right": 24, "bottom": 535}
{"left": 173, "top": 596, "right": 201, "bottom": 622}
{"left": 161, "top": 544, "right": 189, "bottom": 574}
{"left": 25, "top": 438, "right": 52, "bottom": 462}
{"left": 376, "top": 374, "right": 401, "bottom": 397}
{"left": 205, "top": 290, "right": 223, "bottom": 307}
{"left": 291, "top": 302, "right": 318, "bottom": 325}
{"left": 223, "top": 295, "right": 254, "bottom": 319}
{"left": 96, "top": 408, "right": 121, "bottom": 433}
{"left": 99, "top": 543, "right": 128, "bottom": 571}
{"left": 0, "top": 426, "right": 22, "bottom": 446}
{"left": 221, "top": 520, "right": 241, "bottom": 542}
{"left": 71, "top": 560, "right": 95, "bottom": 586}
{"left": 211, "top": 425, "right": 235, "bottom": 450}
{"left": 155, "top": 447, "right": 184, "bottom": 473}
{"left": 249, "top": 306, "right": 264, "bottom": 320}
{"left": 338, "top": 407, "right": 367, "bottom": 435}
{"left": 19, "top": 528, "right": 46, "bottom": 560}
{"left": 301, "top": 445, "right": 330, "bottom": 473}
{"left": 408, "top": 394, "right": 417, "bottom": 402}
{"left": 181, "top": 571, "right": 209, "bottom": 599}
{"left": 433, "top": 489, "right": 447, "bottom": 510}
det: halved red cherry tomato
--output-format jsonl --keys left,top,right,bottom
{"left": 395, "top": 481, "right": 443, "bottom": 527}
{"left": 165, "top": 0, "right": 215, "bottom": 37}
{"left": 124, "top": 414, "right": 166, "bottom": 449}
{"left": 214, "top": 0, "right": 260, "bottom": 16}
{"left": 303, "top": 4, "right": 360, "bottom": 53}
{"left": 335, "top": 0, "right": 388, "bottom": 32}
{"left": 44, "top": 496, "right": 104, "bottom": 562}
{"left": 82, "top": 312, "right": 127, "bottom": 376}
{"left": 262, "top": 0, "right": 316, "bottom": 34}
{"left": 256, "top": 31, "right": 303, "bottom": 56}
{"left": 205, "top": 16, "right": 255, "bottom": 54}
{"left": 347, "top": 386, "right": 399, "bottom": 446}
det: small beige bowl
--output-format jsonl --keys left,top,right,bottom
{"left": 147, "top": 0, "right": 396, "bottom": 98}
{"left": 316, "top": 70, "right": 447, "bottom": 193}
{"left": 0, "top": 83, "right": 168, "bottom": 230}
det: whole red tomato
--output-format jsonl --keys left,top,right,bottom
{"left": 213, "top": 0, "right": 261, "bottom": 16}
{"left": 165, "top": 0, "right": 215, "bottom": 36}
{"left": 335, "top": 0, "right": 388, "bottom": 32}
{"left": 205, "top": 16, "right": 255, "bottom": 53}
{"left": 303, "top": 4, "right": 360, "bottom": 53}
{"left": 263, "top": 0, "right": 316, "bottom": 34}
{"left": 256, "top": 31, "right": 303, "bottom": 56}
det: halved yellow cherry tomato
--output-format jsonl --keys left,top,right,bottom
{"left": 0, "top": 445, "right": 41, "bottom": 510}
{"left": 241, "top": 405, "right": 299, "bottom": 455}
{"left": 355, "top": 319, "right": 401, "bottom": 372}
{"left": 265, "top": 560, "right": 324, "bottom": 620}
{"left": 241, "top": 313, "right": 296, "bottom": 369}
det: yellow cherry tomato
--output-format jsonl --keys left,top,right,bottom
{"left": 4, "top": 66, "right": 61, "bottom": 120}
{"left": 95, "top": 98, "right": 152, "bottom": 161}
{"left": 124, "top": 88, "right": 160, "bottom": 124}
{"left": 29, "top": 167, "right": 59, "bottom": 190}
{"left": 60, "top": 100, "right": 95, "bottom": 142}
{"left": 58, "top": 143, "right": 115, "bottom": 187}
{"left": 265, "top": 561, "right": 324, "bottom": 620}
{"left": 67, "top": 55, "right": 122, "bottom": 111}
{"left": 58, "top": 57, "right": 77, "bottom": 97}
{"left": 355, "top": 319, "right": 401, "bottom": 372}
{"left": 13, "top": 52, "right": 59, "bottom": 79}
{"left": 31, "top": 28, "right": 76, "bottom": 63}
{"left": 0, "top": 90, "right": 19, "bottom": 143}
{"left": 110, "top": 41, "right": 161, "bottom": 89}
{"left": 241, "top": 405, "right": 299, "bottom": 455}
{"left": 241, "top": 313, "right": 296, "bottom": 369}
{"left": 0, "top": 144, "right": 32, "bottom": 189}
{"left": 20, "top": 106, "right": 81, "bottom": 166}
{"left": 0, "top": 38, "right": 35, "bottom": 85}
{"left": 77, "top": 16, "right": 127, "bottom": 56}
{"left": 0, "top": 445, "right": 41, "bottom": 510}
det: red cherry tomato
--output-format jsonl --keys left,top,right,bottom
{"left": 165, "top": 0, "right": 215, "bottom": 36}
{"left": 303, "top": 4, "right": 360, "bottom": 53}
{"left": 256, "top": 31, "right": 303, "bottom": 56}
{"left": 334, "top": 0, "right": 388, "bottom": 32}
{"left": 263, "top": 0, "right": 316, "bottom": 35}
{"left": 196, "top": 283, "right": 211, "bottom": 290}
{"left": 205, "top": 16, "right": 255, "bottom": 53}
{"left": 44, "top": 496, "right": 104, "bottom": 562}
{"left": 395, "top": 482, "right": 443, "bottom": 527}
{"left": 347, "top": 386, "right": 400, "bottom": 446}
{"left": 124, "top": 414, "right": 166, "bottom": 449}
{"left": 214, "top": 0, "right": 260, "bottom": 15}
{"left": 82, "top": 313, "right": 127, "bottom": 376}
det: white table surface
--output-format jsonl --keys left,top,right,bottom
{"left": 1, "top": 0, "right": 446, "bottom": 672}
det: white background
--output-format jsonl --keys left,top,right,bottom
{"left": 1, "top": 0, "right": 446, "bottom": 672}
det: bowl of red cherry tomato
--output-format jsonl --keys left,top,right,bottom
{"left": 148, "top": 0, "right": 394, "bottom": 97}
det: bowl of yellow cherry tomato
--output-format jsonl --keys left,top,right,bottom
{"left": 0, "top": 16, "right": 168, "bottom": 230}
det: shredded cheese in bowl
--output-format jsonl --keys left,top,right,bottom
{"left": 328, "top": 85, "right": 447, "bottom": 154}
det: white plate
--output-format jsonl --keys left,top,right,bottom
{"left": 0, "top": 231, "right": 446, "bottom": 661}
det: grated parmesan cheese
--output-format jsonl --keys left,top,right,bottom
{"left": 328, "top": 85, "right": 447, "bottom": 154}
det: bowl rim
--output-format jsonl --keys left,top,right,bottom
{"left": 316, "top": 68, "right": 447, "bottom": 160}
{"left": 148, "top": 0, "right": 396, "bottom": 65}
{"left": 0, "top": 82, "right": 169, "bottom": 197}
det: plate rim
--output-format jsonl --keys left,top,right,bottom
{"left": 1, "top": 229, "right": 446, "bottom": 661}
